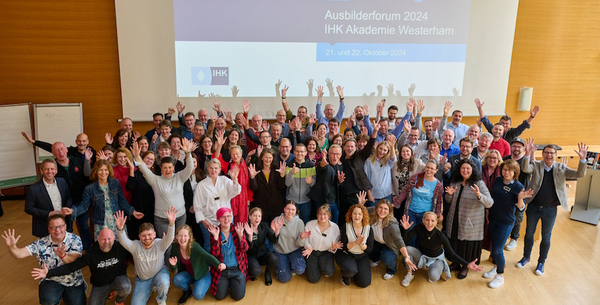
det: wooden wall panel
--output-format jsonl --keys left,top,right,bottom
{"left": 1, "top": 0, "right": 599, "bottom": 151}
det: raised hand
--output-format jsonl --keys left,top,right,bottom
{"left": 289, "top": 163, "right": 299, "bottom": 175}
{"left": 104, "top": 133, "right": 113, "bottom": 144}
{"left": 166, "top": 206, "right": 177, "bottom": 225}
{"left": 223, "top": 110, "right": 232, "bottom": 124}
{"left": 176, "top": 101, "right": 185, "bottom": 114}
{"left": 53, "top": 243, "right": 66, "bottom": 259}
{"left": 336, "top": 85, "right": 344, "bottom": 98}
{"left": 21, "top": 131, "right": 35, "bottom": 144}
{"left": 281, "top": 85, "right": 289, "bottom": 98}
{"left": 131, "top": 131, "right": 140, "bottom": 142}
{"left": 114, "top": 210, "right": 127, "bottom": 231}
{"left": 305, "top": 175, "right": 313, "bottom": 185}
{"left": 416, "top": 99, "right": 425, "bottom": 114}
{"left": 248, "top": 163, "right": 258, "bottom": 179}
{"left": 234, "top": 222, "right": 245, "bottom": 239}
{"left": 256, "top": 145, "right": 264, "bottom": 158}
{"left": 518, "top": 188, "right": 534, "bottom": 200}
{"left": 530, "top": 105, "right": 540, "bottom": 118}
{"left": 84, "top": 148, "right": 93, "bottom": 160}
{"left": 270, "top": 217, "right": 285, "bottom": 235}
{"left": 207, "top": 223, "right": 220, "bottom": 240}
{"left": 315, "top": 85, "right": 324, "bottom": 100}
{"left": 215, "top": 130, "right": 226, "bottom": 146}
{"left": 432, "top": 117, "right": 441, "bottom": 131}
{"left": 372, "top": 119, "right": 381, "bottom": 133}
{"left": 131, "top": 142, "right": 141, "bottom": 160}
{"left": 576, "top": 142, "right": 589, "bottom": 160}
{"left": 474, "top": 98, "right": 484, "bottom": 109}
{"left": 406, "top": 99, "right": 416, "bottom": 112}
{"left": 212, "top": 101, "right": 221, "bottom": 114}
{"left": 96, "top": 150, "right": 106, "bottom": 162}
{"left": 2, "top": 229, "right": 21, "bottom": 248}
{"left": 229, "top": 166, "right": 239, "bottom": 182}
{"left": 386, "top": 83, "right": 394, "bottom": 96}
{"left": 443, "top": 101, "right": 453, "bottom": 117}
{"left": 261, "top": 120, "right": 270, "bottom": 131}
{"left": 300, "top": 230, "right": 311, "bottom": 239}
{"left": 376, "top": 100, "right": 385, "bottom": 114}
{"left": 337, "top": 170, "right": 346, "bottom": 184}
{"left": 408, "top": 83, "right": 417, "bottom": 97}
{"left": 403, "top": 119, "right": 412, "bottom": 132}
{"left": 445, "top": 186, "right": 458, "bottom": 196}
{"left": 275, "top": 161, "right": 287, "bottom": 176}
{"left": 356, "top": 190, "right": 367, "bottom": 206}
{"left": 243, "top": 223, "right": 253, "bottom": 238}
{"left": 470, "top": 184, "right": 481, "bottom": 198}
{"left": 400, "top": 215, "right": 413, "bottom": 230}
{"left": 476, "top": 118, "right": 483, "bottom": 128}
{"left": 395, "top": 90, "right": 402, "bottom": 97}
{"left": 363, "top": 104, "right": 369, "bottom": 116}
{"left": 307, "top": 79, "right": 314, "bottom": 97}
{"left": 167, "top": 107, "right": 176, "bottom": 116}
{"left": 31, "top": 263, "right": 49, "bottom": 280}
{"left": 308, "top": 113, "right": 316, "bottom": 126}
{"left": 242, "top": 99, "right": 250, "bottom": 113}
{"left": 151, "top": 131, "right": 159, "bottom": 143}
{"left": 231, "top": 85, "right": 239, "bottom": 97}
{"left": 525, "top": 137, "right": 536, "bottom": 156}
{"left": 169, "top": 256, "right": 178, "bottom": 267}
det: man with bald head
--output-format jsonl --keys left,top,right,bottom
{"left": 316, "top": 85, "right": 345, "bottom": 133}
{"left": 32, "top": 226, "right": 132, "bottom": 305}
{"left": 440, "top": 129, "right": 460, "bottom": 157}
{"left": 272, "top": 109, "right": 290, "bottom": 137}
{"left": 22, "top": 132, "right": 97, "bottom": 165}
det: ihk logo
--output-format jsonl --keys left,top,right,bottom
{"left": 191, "top": 67, "right": 229, "bottom": 85}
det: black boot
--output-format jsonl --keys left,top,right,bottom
{"left": 178, "top": 289, "right": 193, "bottom": 304}
{"left": 265, "top": 270, "right": 273, "bottom": 286}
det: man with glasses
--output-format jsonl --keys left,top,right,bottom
{"left": 443, "top": 137, "right": 482, "bottom": 187}
{"left": 2, "top": 214, "right": 86, "bottom": 305}
{"left": 516, "top": 140, "right": 588, "bottom": 276}
{"left": 397, "top": 121, "right": 428, "bottom": 160}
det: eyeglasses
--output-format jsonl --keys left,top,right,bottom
{"left": 48, "top": 224, "right": 66, "bottom": 231}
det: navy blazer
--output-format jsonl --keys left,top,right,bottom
{"left": 24, "top": 177, "right": 73, "bottom": 237}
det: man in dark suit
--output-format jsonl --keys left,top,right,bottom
{"left": 24, "top": 159, "right": 73, "bottom": 237}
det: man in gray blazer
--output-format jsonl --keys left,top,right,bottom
{"left": 24, "top": 159, "right": 73, "bottom": 237}
{"left": 516, "top": 139, "right": 588, "bottom": 275}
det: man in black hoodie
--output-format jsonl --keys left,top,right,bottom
{"left": 32, "top": 227, "right": 131, "bottom": 305}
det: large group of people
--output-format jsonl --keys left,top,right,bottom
{"left": 3, "top": 86, "right": 590, "bottom": 305}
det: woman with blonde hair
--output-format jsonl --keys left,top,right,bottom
{"left": 364, "top": 141, "right": 396, "bottom": 207}
{"left": 169, "top": 224, "right": 225, "bottom": 304}
{"left": 481, "top": 149, "right": 503, "bottom": 253}
{"left": 335, "top": 203, "right": 374, "bottom": 287}
{"left": 360, "top": 194, "right": 416, "bottom": 281}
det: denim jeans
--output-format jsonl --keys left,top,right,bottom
{"left": 297, "top": 201, "right": 311, "bottom": 224}
{"left": 38, "top": 280, "right": 86, "bottom": 305}
{"left": 215, "top": 267, "right": 246, "bottom": 301}
{"left": 172, "top": 271, "right": 211, "bottom": 301}
{"left": 199, "top": 223, "right": 212, "bottom": 253}
{"left": 328, "top": 202, "right": 339, "bottom": 225}
{"left": 275, "top": 248, "right": 306, "bottom": 283}
{"left": 88, "top": 274, "right": 131, "bottom": 305}
{"left": 510, "top": 208, "right": 525, "bottom": 240}
{"left": 406, "top": 210, "right": 426, "bottom": 247}
{"left": 369, "top": 241, "right": 398, "bottom": 275}
{"left": 131, "top": 266, "right": 170, "bottom": 305}
{"left": 523, "top": 205, "right": 557, "bottom": 264}
{"left": 366, "top": 195, "right": 394, "bottom": 208}
{"left": 489, "top": 220, "right": 514, "bottom": 274}
{"left": 75, "top": 203, "right": 92, "bottom": 250}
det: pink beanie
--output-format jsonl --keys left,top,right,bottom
{"left": 216, "top": 207, "right": 232, "bottom": 220}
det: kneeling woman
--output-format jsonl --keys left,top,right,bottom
{"left": 303, "top": 204, "right": 342, "bottom": 283}
{"left": 335, "top": 204, "right": 374, "bottom": 288}
{"left": 207, "top": 208, "right": 249, "bottom": 301}
{"left": 358, "top": 193, "right": 416, "bottom": 281}
{"left": 399, "top": 212, "right": 483, "bottom": 287}
{"left": 244, "top": 207, "right": 280, "bottom": 286}
{"left": 169, "top": 225, "right": 225, "bottom": 304}
{"left": 272, "top": 201, "right": 309, "bottom": 283}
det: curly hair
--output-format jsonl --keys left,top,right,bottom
{"left": 451, "top": 158, "right": 482, "bottom": 186}
{"left": 112, "top": 147, "right": 133, "bottom": 166}
{"left": 175, "top": 225, "right": 195, "bottom": 257}
{"left": 345, "top": 204, "right": 369, "bottom": 226}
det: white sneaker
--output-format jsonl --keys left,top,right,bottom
{"left": 488, "top": 274, "right": 504, "bottom": 289}
{"left": 505, "top": 239, "right": 518, "bottom": 251}
{"left": 370, "top": 261, "right": 379, "bottom": 267}
{"left": 401, "top": 272, "right": 414, "bottom": 287}
{"left": 483, "top": 266, "right": 497, "bottom": 279}
{"left": 383, "top": 273, "right": 394, "bottom": 280}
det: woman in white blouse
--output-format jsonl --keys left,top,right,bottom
{"left": 193, "top": 159, "right": 241, "bottom": 252}
{"left": 303, "top": 204, "right": 342, "bottom": 283}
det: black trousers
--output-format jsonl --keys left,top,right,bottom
{"left": 334, "top": 251, "right": 371, "bottom": 288}
{"left": 306, "top": 250, "right": 335, "bottom": 283}
{"left": 247, "top": 252, "right": 279, "bottom": 277}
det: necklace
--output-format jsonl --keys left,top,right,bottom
{"left": 426, "top": 229, "right": 435, "bottom": 240}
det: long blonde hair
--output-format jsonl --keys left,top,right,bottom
{"left": 369, "top": 141, "right": 392, "bottom": 165}
{"left": 175, "top": 225, "right": 195, "bottom": 257}
{"left": 369, "top": 199, "right": 394, "bottom": 228}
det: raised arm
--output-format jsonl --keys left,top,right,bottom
{"left": 2, "top": 229, "right": 30, "bottom": 259}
